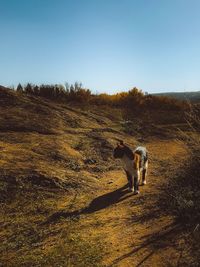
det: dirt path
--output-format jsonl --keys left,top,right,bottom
{"left": 51, "top": 139, "right": 187, "bottom": 266}
{"left": 74, "top": 139, "right": 187, "bottom": 267}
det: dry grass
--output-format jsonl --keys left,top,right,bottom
{"left": 0, "top": 86, "right": 126, "bottom": 266}
{"left": 155, "top": 107, "right": 200, "bottom": 266}
{"left": 0, "top": 85, "right": 195, "bottom": 266}
{"left": 1, "top": 187, "right": 104, "bottom": 266}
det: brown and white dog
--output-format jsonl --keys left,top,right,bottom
{"left": 113, "top": 141, "right": 148, "bottom": 194}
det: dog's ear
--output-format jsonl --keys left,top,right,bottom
{"left": 116, "top": 141, "right": 124, "bottom": 148}
{"left": 119, "top": 140, "right": 124, "bottom": 146}
{"left": 116, "top": 140, "right": 124, "bottom": 147}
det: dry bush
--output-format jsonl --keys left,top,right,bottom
{"left": 159, "top": 105, "right": 200, "bottom": 265}
{"left": 67, "top": 87, "right": 91, "bottom": 103}
{"left": 165, "top": 105, "right": 200, "bottom": 222}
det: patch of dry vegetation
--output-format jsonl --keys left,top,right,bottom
{"left": 1, "top": 184, "right": 105, "bottom": 266}
{"left": 157, "top": 105, "right": 200, "bottom": 266}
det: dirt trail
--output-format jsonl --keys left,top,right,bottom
{"left": 73, "top": 139, "right": 187, "bottom": 267}
{"left": 49, "top": 138, "right": 187, "bottom": 266}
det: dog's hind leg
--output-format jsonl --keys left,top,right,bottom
{"left": 142, "top": 160, "right": 148, "bottom": 185}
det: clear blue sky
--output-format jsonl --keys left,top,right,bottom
{"left": 0, "top": 0, "right": 200, "bottom": 93}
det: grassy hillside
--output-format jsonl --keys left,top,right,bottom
{"left": 1, "top": 85, "right": 197, "bottom": 266}
{"left": 0, "top": 85, "right": 122, "bottom": 193}
{"left": 0, "top": 86, "right": 138, "bottom": 266}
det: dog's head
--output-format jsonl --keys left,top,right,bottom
{"left": 113, "top": 141, "right": 134, "bottom": 160}
{"left": 113, "top": 141, "right": 125, "bottom": 159}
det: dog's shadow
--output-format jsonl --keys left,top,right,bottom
{"left": 43, "top": 184, "right": 133, "bottom": 224}
{"left": 84, "top": 184, "right": 132, "bottom": 213}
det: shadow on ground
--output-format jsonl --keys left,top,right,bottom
{"left": 43, "top": 184, "right": 134, "bottom": 225}
{"left": 108, "top": 222, "right": 183, "bottom": 267}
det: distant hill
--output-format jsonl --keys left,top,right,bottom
{"left": 153, "top": 91, "right": 200, "bottom": 102}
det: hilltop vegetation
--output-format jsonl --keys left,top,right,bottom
{"left": 14, "top": 82, "right": 190, "bottom": 129}
{"left": 15, "top": 82, "right": 188, "bottom": 110}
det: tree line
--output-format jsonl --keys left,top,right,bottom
{"left": 15, "top": 82, "right": 188, "bottom": 111}
{"left": 16, "top": 82, "right": 91, "bottom": 103}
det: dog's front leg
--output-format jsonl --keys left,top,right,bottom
{"left": 133, "top": 170, "right": 140, "bottom": 194}
{"left": 125, "top": 170, "right": 133, "bottom": 190}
